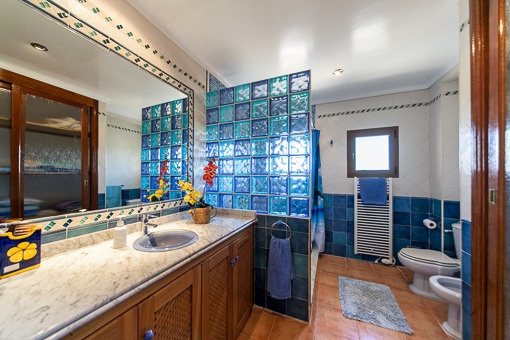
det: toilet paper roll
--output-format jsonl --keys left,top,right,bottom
{"left": 423, "top": 219, "right": 437, "bottom": 229}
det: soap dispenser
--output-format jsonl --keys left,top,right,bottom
{"left": 113, "top": 218, "right": 127, "bottom": 249}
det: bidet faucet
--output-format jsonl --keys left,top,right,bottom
{"left": 142, "top": 214, "right": 158, "bottom": 235}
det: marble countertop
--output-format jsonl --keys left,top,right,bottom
{"left": 0, "top": 209, "right": 256, "bottom": 340}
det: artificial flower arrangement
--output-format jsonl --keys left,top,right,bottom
{"left": 146, "top": 160, "right": 169, "bottom": 202}
{"left": 178, "top": 158, "right": 217, "bottom": 208}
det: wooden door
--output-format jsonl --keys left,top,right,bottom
{"left": 84, "top": 306, "right": 138, "bottom": 340}
{"left": 139, "top": 266, "right": 201, "bottom": 340}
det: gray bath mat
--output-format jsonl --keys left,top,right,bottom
{"left": 338, "top": 276, "right": 413, "bottom": 334}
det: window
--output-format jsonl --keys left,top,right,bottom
{"left": 347, "top": 126, "right": 399, "bottom": 178}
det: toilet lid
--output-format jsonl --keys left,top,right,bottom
{"left": 399, "top": 248, "right": 460, "bottom": 268}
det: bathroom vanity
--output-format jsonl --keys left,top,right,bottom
{"left": 0, "top": 209, "right": 255, "bottom": 339}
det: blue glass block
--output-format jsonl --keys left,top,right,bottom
{"left": 170, "top": 160, "right": 181, "bottom": 175}
{"left": 252, "top": 157, "right": 269, "bottom": 175}
{"left": 235, "top": 121, "right": 251, "bottom": 139}
{"left": 171, "top": 146, "right": 182, "bottom": 160}
{"left": 150, "top": 176, "right": 160, "bottom": 189}
{"left": 251, "top": 119, "right": 268, "bottom": 137}
{"left": 269, "top": 196, "right": 288, "bottom": 215}
{"left": 142, "top": 121, "right": 151, "bottom": 134}
{"left": 234, "top": 176, "right": 250, "bottom": 193}
{"left": 251, "top": 99, "right": 268, "bottom": 119}
{"left": 150, "top": 148, "right": 160, "bottom": 161}
{"left": 219, "top": 159, "right": 234, "bottom": 175}
{"left": 270, "top": 116, "right": 288, "bottom": 136}
{"left": 141, "top": 176, "right": 150, "bottom": 189}
{"left": 289, "top": 134, "right": 310, "bottom": 155}
{"left": 206, "top": 142, "right": 219, "bottom": 157}
{"left": 219, "top": 123, "right": 234, "bottom": 140}
{"left": 182, "top": 130, "right": 188, "bottom": 144}
{"left": 171, "top": 115, "right": 183, "bottom": 130}
{"left": 252, "top": 138, "right": 268, "bottom": 156}
{"left": 205, "top": 177, "right": 218, "bottom": 192}
{"left": 182, "top": 114, "right": 189, "bottom": 128}
{"left": 141, "top": 162, "right": 150, "bottom": 175}
{"left": 290, "top": 113, "right": 309, "bottom": 134}
{"left": 206, "top": 125, "right": 219, "bottom": 141}
{"left": 219, "top": 87, "right": 234, "bottom": 106}
{"left": 160, "top": 132, "right": 170, "bottom": 146}
{"left": 142, "top": 107, "right": 151, "bottom": 121}
{"left": 290, "top": 197, "right": 309, "bottom": 217}
{"left": 270, "top": 75, "right": 288, "bottom": 96}
{"left": 181, "top": 160, "right": 187, "bottom": 175}
{"left": 206, "top": 90, "right": 219, "bottom": 108}
{"left": 172, "top": 99, "right": 183, "bottom": 115}
{"left": 219, "top": 194, "right": 233, "bottom": 209}
{"left": 141, "top": 149, "right": 150, "bottom": 162}
{"left": 270, "top": 136, "right": 288, "bottom": 155}
{"left": 205, "top": 193, "right": 218, "bottom": 207}
{"left": 290, "top": 176, "right": 309, "bottom": 196}
{"left": 171, "top": 130, "right": 182, "bottom": 144}
{"left": 234, "top": 194, "right": 250, "bottom": 210}
{"left": 151, "top": 133, "right": 161, "bottom": 147}
{"left": 234, "top": 139, "right": 251, "bottom": 156}
{"left": 170, "top": 176, "right": 181, "bottom": 190}
{"left": 251, "top": 176, "right": 268, "bottom": 194}
{"left": 160, "top": 146, "right": 170, "bottom": 160}
{"left": 182, "top": 146, "right": 188, "bottom": 159}
{"left": 270, "top": 156, "right": 288, "bottom": 175}
{"left": 251, "top": 80, "right": 268, "bottom": 99}
{"left": 219, "top": 176, "right": 233, "bottom": 192}
{"left": 251, "top": 195, "right": 268, "bottom": 214}
{"left": 161, "top": 117, "right": 171, "bottom": 132}
{"left": 219, "top": 141, "right": 235, "bottom": 157}
{"left": 235, "top": 102, "right": 250, "bottom": 120}
{"left": 219, "top": 105, "right": 234, "bottom": 123}
{"left": 270, "top": 176, "right": 288, "bottom": 195}
{"left": 170, "top": 191, "right": 182, "bottom": 199}
{"left": 151, "top": 119, "right": 160, "bottom": 133}
{"left": 289, "top": 70, "right": 311, "bottom": 93}
{"left": 160, "top": 161, "right": 169, "bottom": 175}
{"left": 161, "top": 102, "right": 172, "bottom": 117}
{"left": 151, "top": 105, "right": 161, "bottom": 119}
{"left": 206, "top": 108, "right": 219, "bottom": 125}
{"left": 235, "top": 83, "right": 251, "bottom": 103}
{"left": 142, "top": 135, "right": 150, "bottom": 148}
{"left": 182, "top": 98, "right": 188, "bottom": 113}
{"left": 290, "top": 155, "right": 309, "bottom": 175}
{"left": 270, "top": 96, "right": 288, "bottom": 116}
{"left": 234, "top": 158, "right": 250, "bottom": 175}
{"left": 290, "top": 92, "right": 310, "bottom": 113}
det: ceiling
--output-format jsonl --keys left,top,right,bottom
{"left": 126, "top": 0, "right": 460, "bottom": 105}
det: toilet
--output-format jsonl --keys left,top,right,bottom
{"left": 429, "top": 275, "right": 462, "bottom": 339}
{"left": 397, "top": 222, "right": 462, "bottom": 299}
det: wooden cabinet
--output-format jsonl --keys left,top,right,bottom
{"left": 67, "top": 225, "right": 253, "bottom": 340}
{"left": 202, "top": 229, "right": 253, "bottom": 339}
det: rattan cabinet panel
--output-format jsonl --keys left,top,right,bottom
{"left": 84, "top": 307, "right": 138, "bottom": 340}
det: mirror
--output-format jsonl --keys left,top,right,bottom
{"left": 0, "top": 1, "right": 191, "bottom": 215}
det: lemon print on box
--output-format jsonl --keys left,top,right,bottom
{"left": 7, "top": 241, "right": 38, "bottom": 263}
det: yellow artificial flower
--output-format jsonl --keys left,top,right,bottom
{"left": 6, "top": 241, "right": 38, "bottom": 263}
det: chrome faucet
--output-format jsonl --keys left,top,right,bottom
{"left": 142, "top": 214, "right": 158, "bottom": 235}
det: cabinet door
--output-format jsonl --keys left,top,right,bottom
{"left": 139, "top": 266, "right": 201, "bottom": 340}
{"left": 84, "top": 306, "right": 138, "bottom": 340}
{"left": 232, "top": 229, "right": 254, "bottom": 338}
{"left": 201, "top": 244, "right": 231, "bottom": 339}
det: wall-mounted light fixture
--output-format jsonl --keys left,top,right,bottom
{"left": 31, "top": 42, "right": 48, "bottom": 52}
{"left": 333, "top": 68, "right": 344, "bottom": 76}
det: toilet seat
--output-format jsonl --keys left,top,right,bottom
{"left": 399, "top": 248, "right": 460, "bottom": 268}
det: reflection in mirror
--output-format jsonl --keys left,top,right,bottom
{"left": 0, "top": 1, "right": 191, "bottom": 218}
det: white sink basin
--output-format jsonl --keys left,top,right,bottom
{"left": 133, "top": 229, "right": 198, "bottom": 252}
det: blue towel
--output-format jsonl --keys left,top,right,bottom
{"left": 105, "top": 185, "right": 122, "bottom": 208}
{"left": 267, "top": 236, "right": 294, "bottom": 299}
{"left": 359, "top": 178, "right": 387, "bottom": 205}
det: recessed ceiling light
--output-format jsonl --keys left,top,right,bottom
{"left": 31, "top": 42, "right": 48, "bottom": 52}
{"left": 333, "top": 68, "right": 344, "bottom": 76}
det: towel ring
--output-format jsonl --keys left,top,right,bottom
{"left": 270, "top": 220, "right": 291, "bottom": 239}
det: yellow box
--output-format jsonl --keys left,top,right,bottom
{"left": 0, "top": 225, "right": 42, "bottom": 279}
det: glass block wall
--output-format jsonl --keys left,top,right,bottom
{"left": 205, "top": 70, "right": 312, "bottom": 217}
{"left": 141, "top": 98, "right": 189, "bottom": 202}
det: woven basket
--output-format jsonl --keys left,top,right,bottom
{"left": 190, "top": 206, "right": 216, "bottom": 224}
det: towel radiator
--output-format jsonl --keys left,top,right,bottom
{"left": 354, "top": 177, "right": 393, "bottom": 260}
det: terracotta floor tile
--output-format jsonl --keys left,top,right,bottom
{"left": 377, "top": 273, "right": 411, "bottom": 291}
{"left": 321, "top": 254, "right": 347, "bottom": 266}
{"left": 239, "top": 307, "right": 277, "bottom": 339}
{"left": 314, "top": 328, "right": 357, "bottom": 340}
{"left": 345, "top": 267, "right": 381, "bottom": 282}
{"left": 356, "top": 321, "right": 407, "bottom": 340}
{"left": 370, "top": 263, "right": 405, "bottom": 276}
{"left": 346, "top": 258, "right": 373, "bottom": 269}
{"left": 316, "top": 303, "right": 358, "bottom": 338}
{"left": 268, "top": 316, "right": 312, "bottom": 340}
{"left": 316, "top": 284, "right": 342, "bottom": 308}
{"left": 321, "top": 261, "right": 350, "bottom": 276}
{"left": 318, "top": 271, "right": 343, "bottom": 288}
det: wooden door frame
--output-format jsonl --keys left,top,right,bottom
{"left": 470, "top": 0, "right": 506, "bottom": 338}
